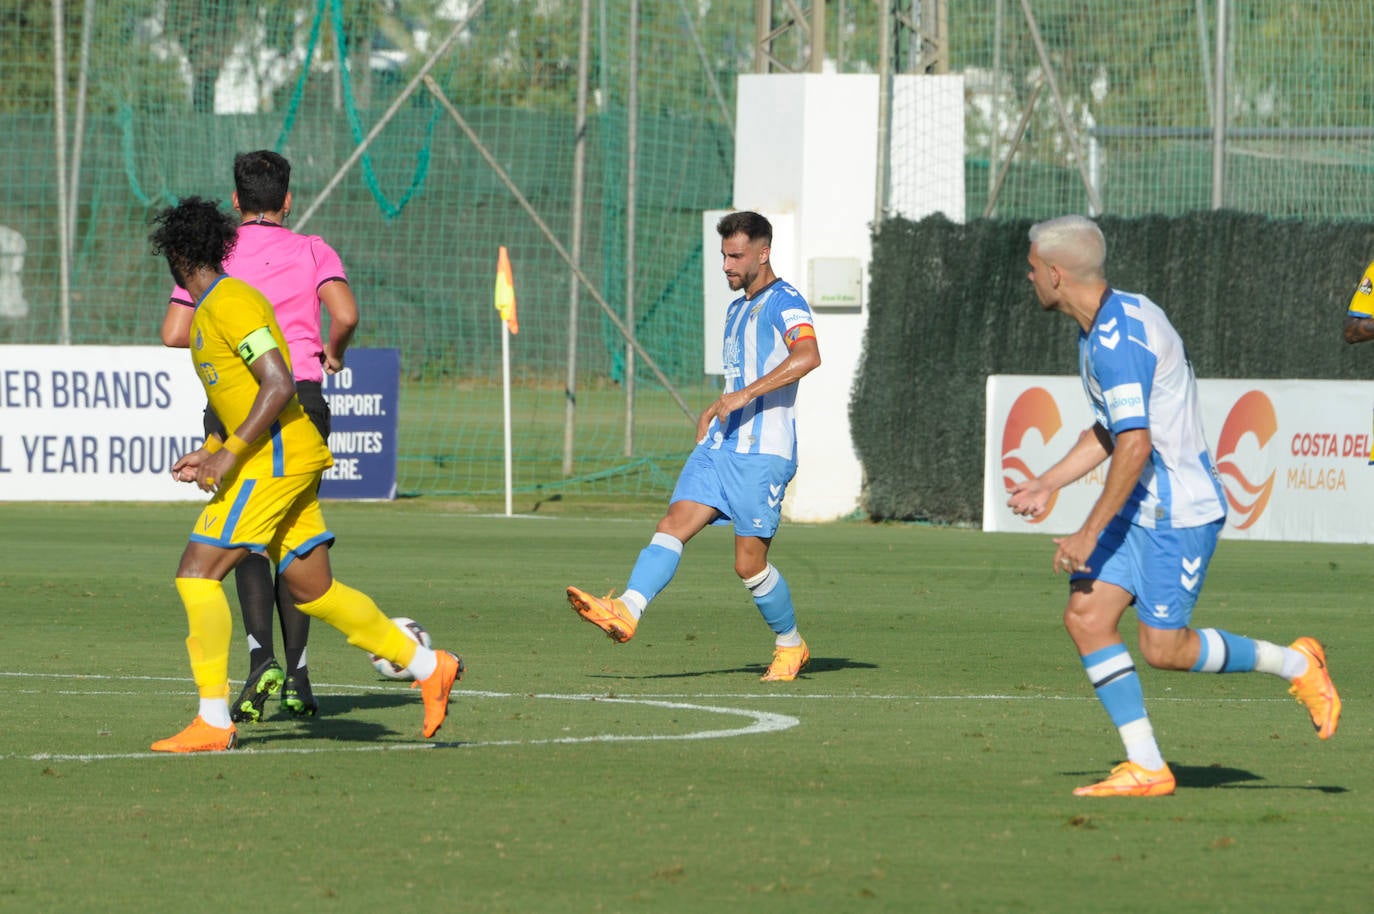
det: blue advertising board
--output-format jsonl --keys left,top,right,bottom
{"left": 319, "top": 348, "right": 400, "bottom": 500}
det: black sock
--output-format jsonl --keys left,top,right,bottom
{"left": 277, "top": 570, "right": 312, "bottom": 678}
{"left": 235, "top": 553, "right": 277, "bottom": 674}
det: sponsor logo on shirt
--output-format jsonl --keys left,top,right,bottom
{"left": 1360, "top": 277, "right": 1372, "bottom": 296}
{"left": 1104, "top": 382, "right": 1145, "bottom": 422}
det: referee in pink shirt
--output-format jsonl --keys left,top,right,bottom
{"left": 161, "top": 150, "right": 358, "bottom": 722}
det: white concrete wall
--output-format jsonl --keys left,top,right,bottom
{"left": 730, "top": 74, "right": 874, "bottom": 522}
{"left": 714, "top": 73, "right": 966, "bottom": 522}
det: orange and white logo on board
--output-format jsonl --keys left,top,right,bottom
{"left": 1213, "top": 390, "right": 1277, "bottom": 530}
{"left": 1001, "top": 387, "right": 1063, "bottom": 524}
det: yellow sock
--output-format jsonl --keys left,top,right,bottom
{"left": 298, "top": 580, "right": 417, "bottom": 668}
{"left": 174, "top": 577, "right": 233, "bottom": 700}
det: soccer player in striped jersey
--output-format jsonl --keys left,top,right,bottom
{"left": 567, "top": 211, "right": 821, "bottom": 681}
{"left": 148, "top": 197, "right": 461, "bottom": 752}
{"left": 1008, "top": 214, "right": 1340, "bottom": 796}
{"left": 161, "top": 150, "right": 358, "bottom": 722}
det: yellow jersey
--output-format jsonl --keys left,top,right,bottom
{"left": 1347, "top": 261, "right": 1374, "bottom": 318}
{"left": 189, "top": 275, "right": 333, "bottom": 479}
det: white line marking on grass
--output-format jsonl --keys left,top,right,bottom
{"left": 0, "top": 679, "right": 800, "bottom": 763}
{"left": 0, "top": 672, "right": 1296, "bottom": 704}
{"left": 627, "top": 692, "right": 1296, "bottom": 703}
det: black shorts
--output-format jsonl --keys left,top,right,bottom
{"left": 203, "top": 379, "right": 331, "bottom": 443}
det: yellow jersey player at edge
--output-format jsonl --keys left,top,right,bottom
{"left": 147, "top": 196, "right": 463, "bottom": 752}
{"left": 1342, "top": 257, "right": 1374, "bottom": 462}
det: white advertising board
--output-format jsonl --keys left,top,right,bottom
{"left": 984, "top": 375, "right": 1374, "bottom": 544}
{"left": 0, "top": 345, "right": 208, "bottom": 501}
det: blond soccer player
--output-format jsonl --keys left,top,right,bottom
{"left": 1009, "top": 214, "right": 1339, "bottom": 796}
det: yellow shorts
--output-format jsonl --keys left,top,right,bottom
{"left": 188, "top": 472, "right": 334, "bottom": 571}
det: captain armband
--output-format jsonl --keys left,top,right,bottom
{"left": 236, "top": 326, "right": 279, "bottom": 366}
{"left": 783, "top": 324, "right": 816, "bottom": 347}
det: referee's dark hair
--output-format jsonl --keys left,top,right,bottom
{"left": 233, "top": 149, "right": 291, "bottom": 215}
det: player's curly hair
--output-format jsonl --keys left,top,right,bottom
{"left": 148, "top": 196, "right": 238, "bottom": 279}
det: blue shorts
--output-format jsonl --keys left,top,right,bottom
{"left": 1074, "top": 516, "right": 1223, "bottom": 629}
{"left": 670, "top": 444, "right": 797, "bottom": 538}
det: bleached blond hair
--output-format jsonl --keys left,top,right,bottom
{"left": 1028, "top": 214, "right": 1106, "bottom": 281}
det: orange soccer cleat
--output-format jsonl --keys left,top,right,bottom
{"left": 151, "top": 716, "right": 238, "bottom": 753}
{"left": 1073, "top": 761, "right": 1176, "bottom": 797}
{"left": 1288, "top": 637, "right": 1340, "bottom": 740}
{"left": 567, "top": 586, "right": 638, "bottom": 643}
{"left": 760, "top": 640, "right": 810, "bottom": 682}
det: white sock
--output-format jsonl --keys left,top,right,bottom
{"left": 1250, "top": 640, "right": 1309, "bottom": 680}
{"left": 1119, "top": 718, "right": 1166, "bottom": 771}
{"left": 621, "top": 590, "right": 647, "bottom": 620}
{"left": 775, "top": 627, "right": 803, "bottom": 648}
{"left": 407, "top": 645, "right": 438, "bottom": 681}
{"left": 1279, "top": 646, "right": 1309, "bottom": 680}
{"left": 200, "top": 697, "right": 232, "bottom": 729}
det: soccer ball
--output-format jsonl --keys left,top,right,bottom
{"left": 368, "top": 616, "right": 432, "bottom": 681}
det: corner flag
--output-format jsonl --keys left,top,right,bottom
{"left": 495, "top": 246, "right": 518, "bottom": 334}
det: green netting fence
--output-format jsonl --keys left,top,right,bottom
{"left": 854, "top": 212, "right": 1374, "bottom": 523}
{"left": 4, "top": 0, "right": 1373, "bottom": 501}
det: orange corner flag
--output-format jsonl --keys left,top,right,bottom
{"left": 495, "top": 246, "right": 518, "bottom": 334}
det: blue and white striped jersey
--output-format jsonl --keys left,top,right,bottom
{"left": 1078, "top": 289, "right": 1227, "bottom": 529}
{"left": 708, "top": 278, "right": 815, "bottom": 460}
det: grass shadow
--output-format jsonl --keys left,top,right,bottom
{"left": 588, "top": 655, "right": 879, "bottom": 680}
{"left": 1064, "top": 763, "right": 1349, "bottom": 794}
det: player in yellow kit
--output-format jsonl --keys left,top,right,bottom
{"left": 148, "top": 196, "right": 462, "bottom": 752}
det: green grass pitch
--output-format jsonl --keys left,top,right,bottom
{"left": 1, "top": 500, "right": 1371, "bottom": 912}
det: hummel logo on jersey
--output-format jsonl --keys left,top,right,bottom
{"left": 1180, "top": 556, "right": 1202, "bottom": 591}
{"left": 1097, "top": 317, "right": 1121, "bottom": 350}
{"left": 1152, "top": 604, "right": 1170, "bottom": 619}
{"left": 202, "top": 515, "right": 218, "bottom": 531}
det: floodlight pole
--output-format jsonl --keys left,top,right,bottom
{"left": 563, "top": 0, "right": 593, "bottom": 477}
{"left": 624, "top": 0, "right": 638, "bottom": 458}
{"left": 1210, "top": 0, "right": 1227, "bottom": 209}
{"left": 52, "top": 0, "right": 71, "bottom": 344}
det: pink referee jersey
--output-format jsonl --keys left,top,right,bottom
{"left": 169, "top": 221, "right": 347, "bottom": 384}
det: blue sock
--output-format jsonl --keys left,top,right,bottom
{"left": 1082, "top": 644, "right": 1148, "bottom": 729}
{"left": 742, "top": 563, "right": 796, "bottom": 635}
{"left": 1191, "top": 628, "right": 1259, "bottom": 673}
{"left": 623, "top": 533, "right": 683, "bottom": 614}
{"left": 1082, "top": 644, "right": 1165, "bottom": 770}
